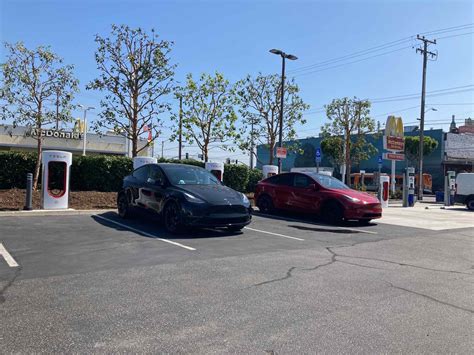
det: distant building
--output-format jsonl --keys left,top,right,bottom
{"left": 449, "top": 115, "right": 458, "bottom": 133}
{"left": 458, "top": 118, "right": 474, "bottom": 134}
{"left": 0, "top": 124, "right": 151, "bottom": 156}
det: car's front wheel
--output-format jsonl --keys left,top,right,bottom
{"left": 117, "top": 192, "right": 132, "bottom": 219}
{"left": 466, "top": 197, "right": 474, "bottom": 211}
{"left": 322, "top": 200, "right": 344, "bottom": 225}
{"left": 164, "top": 202, "right": 184, "bottom": 234}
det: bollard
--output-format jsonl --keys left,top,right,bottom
{"left": 24, "top": 173, "right": 33, "bottom": 210}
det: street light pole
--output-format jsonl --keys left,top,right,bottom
{"left": 269, "top": 49, "right": 297, "bottom": 173}
{"left": 78, "top": 105, "right": 95, "bottom": 156}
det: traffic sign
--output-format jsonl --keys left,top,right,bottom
{"left": 378, "top": 155, "right": 383, "bottom": 165}
{"left": 276, "top": 147, "right": 287, "bottom": 159}
{"left": 315, "top": 148, "right": 321, "bottom": 163}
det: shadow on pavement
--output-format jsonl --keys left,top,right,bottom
{"left": 91, "top": 211, "right": 241, "bottom": 240}
{"left": 253, "top": 211, "right": 378, "bottom": 229}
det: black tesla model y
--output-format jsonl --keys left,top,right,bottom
{"left": 117, "top": 163, "right": 252, "bottom": 233}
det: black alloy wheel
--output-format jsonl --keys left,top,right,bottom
{"left": 164, "top": 202, "right": 183, "bottom": 234}
{"left": 118, "top": 193, "right": 131, "bottom": 219}
{"left": 322, "top": 201, "right": 344, "bottom": 225}
{"left": 257, "top": 195, "right": 274, "bottom": 214}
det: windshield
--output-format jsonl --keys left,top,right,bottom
{"left": 306, "top": 173, "right": 350, "bottom": 189}
{"left": 163, "top": 165, "right": 221, "bottom": 185}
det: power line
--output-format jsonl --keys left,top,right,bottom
{"left": 435, "top": 31, "right": 474, "bottom": 40}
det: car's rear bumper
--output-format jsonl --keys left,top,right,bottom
{"left": 344, "top": 204, "right": 382, "bottom": 220}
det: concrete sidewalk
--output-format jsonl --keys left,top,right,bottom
{"left": 379, "top": 203, "right": 473, "bottom": 230}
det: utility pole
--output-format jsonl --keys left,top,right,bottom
{"left": 178, "top": 95, "right": 183, "bottom": 160}
{"left": 278, "top": 56, "right": 286, "bottom": 174}
{"left": 416, "top": 35, "right": 437, "bottom": 201}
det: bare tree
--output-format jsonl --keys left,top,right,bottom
{"left": 87, "top": 24, "right": 175, "bottom": 156}
{"left": 1, "top": 42, "right": 78, "bottom": 189}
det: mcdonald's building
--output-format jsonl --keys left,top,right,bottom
{"left": 0, "top": 123, "right": 150, "bottom": 156}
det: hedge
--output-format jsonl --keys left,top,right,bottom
{"left": 0, "top": 151, "right": 261, "bottom": 193}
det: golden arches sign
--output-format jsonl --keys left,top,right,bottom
{"left": 384, "top": 115, "right": 404, "bottom": 152}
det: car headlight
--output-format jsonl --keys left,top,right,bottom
{"left": 183, "top": 192, "right": 205, "bottom": 204}
{"left": 241, "top": 193, "right": 250, "bottom": 205}
{"left": 342, "top": 195, "right": 362, "bottom": 203}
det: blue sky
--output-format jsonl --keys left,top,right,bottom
{"left": 1, "top": 0, "right": 473, "bottom": 162}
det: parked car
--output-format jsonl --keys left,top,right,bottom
{"left": 255, "top": 172, "right": 382, "bottom": 224}
{"left": 455, "top": 173, "right": 474, "bottom": 210}
{"left": 117, "top": 163, "right": 252, "bottom": 233}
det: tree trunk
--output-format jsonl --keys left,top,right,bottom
{"left": 268, "top": 139, "right": 275, "bottom": 165}
{"left": 33, "top": 131, "right": 42, "bottom": 191}
{"left": 204, "top": 142, "right": 208, "bottom": 162}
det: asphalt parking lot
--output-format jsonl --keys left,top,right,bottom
{"left": 1, "top": 210, "right": 473, "bottom": 353}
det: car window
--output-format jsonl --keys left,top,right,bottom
{"left": 162, "top": 165, "right": 221, "bottom": 185}
{"left": 267, "top": 174, "right": 293, "bottom": 186}
{"left": 306, "top": 173, "right": 350, "bottom": 189}
{"left": 133, "top": 165, "right": 149, "bottom": 182}
{"left": 149, "top": 165, "right": 165, "bottom": 184}
{"left": 293, "top": 174, "right": 312, "bottom": 188}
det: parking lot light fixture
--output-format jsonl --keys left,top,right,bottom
{"left": 269, "top": 48, "right": 298, "bottom": 173}
{"left": 78, "top": 105, "right": 95, "bottom": 156}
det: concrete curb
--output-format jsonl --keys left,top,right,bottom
{"left": 0, "top": 208, "right": 116, "bottom": 217}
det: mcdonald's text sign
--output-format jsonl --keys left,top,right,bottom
{"left": 383, "top": 116, "right": 404, "bottom": 151}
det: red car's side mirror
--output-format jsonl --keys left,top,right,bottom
{"left": 309, "top": 183, "right": 318, "bottom": 190}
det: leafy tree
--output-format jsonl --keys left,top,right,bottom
{"left": 171, "top": 73, "right": 237, "bottom": 162}
{"left": 404, "top": 136, "right": 438, "bottom": 166}
{"left": 321, "top": 136, "right": 345, "bottom": 168}
{"left": 234, "top": 73, "right": 309, "bottom": 165}
{"left": 294, "top": 142, "right": 317, "bottom": 167}
{"left": 87, "top": 24, "right": 175, "bottom": 156}
{"left": 1, "top": 42, "right": 78, "bottom": 189}
{"left": 321, "top": 97, "right": 376, "bottom": 184}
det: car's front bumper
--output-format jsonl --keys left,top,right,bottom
{"left": 344, "top": 203, "right": 382, "bottom": 220}
{"left": 181, "top": 203, "right": 252, "bottom": 228}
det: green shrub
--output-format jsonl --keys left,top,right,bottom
{"left": 246, "top": 168, "right": 263, "bottom": 193}
{"left": 0, "top": 151, "right": 38, "bottom": 189}
{"left": 223, "top": 164, "right": 249, "bottom": 192}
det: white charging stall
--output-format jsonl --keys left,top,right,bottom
{"left": 263, "top": 165, "right": 278, "bottom": 178}
{"left": 379, "top": 175, "right": 390, "bottom": 208}
{"left": 133, "top": 156, "right": 157, "bottom": 170}
{"left": 205, "top": 162, "right": 224, "bottom": 181}
{"left": 41, "top": 151, "right": 72, "bottom": 209}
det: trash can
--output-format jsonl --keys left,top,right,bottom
{"left": 435, "top": 191, "right": 444, "bottom": 203}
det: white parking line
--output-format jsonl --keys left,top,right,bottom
{"left": 94, "top": 215, "right": 196, "bottom": 251}
{"left": 244, "top": 227, "right": 305, "bottom": 241}
{"left": 0, "top": 243, "right": 19, "bottom": 267}
{"left": 254, "top": 213, "right": 378, "bottom": 235}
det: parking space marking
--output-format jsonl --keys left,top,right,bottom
{"left": 244, "top": 227, "right": 305, "bottom": 241}
{"left": 94, "top": 215, "right": 196, "bottom": 251}
{"left": 0, "top": 243, "right": 19, "bottom": 267}
{"left": 254, "top": 213, "right": 378, "bottom": 235}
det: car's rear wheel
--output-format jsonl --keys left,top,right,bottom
{"left": 466, "top": 197, "right": 474, "bottom": 211}
{"left": 117, "top": 193, "right": 132, "bottom": 219}
{"left": 322, "top": 200, "right": 344, "bottom": 225}
{"left": 257, "top": 195, "right": 274, "bottom": 214}
{"left": 164, "top": 202, "right": 184, "bottom": 234}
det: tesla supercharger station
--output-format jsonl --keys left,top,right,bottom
{"left": 444, "top": 171, "right": 456, "bottom": 206}
{"left": 402, "top": 167, "right": 415, "bottom": 207}
{"left": 133, "top": 156, "right": 157, "bottom": 170}
{"left": 41, "top": 151, "right": 72, "bottom": 210}
{"left": 263, "top": 165, "right": 278, "bottom": 178}
{"left": 205, "top": 162, "right": 224, "bottom": 181}
{"left": 379, "top": 175, "right": 390, "bottom": 208}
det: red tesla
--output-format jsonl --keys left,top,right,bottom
{"left": 255, "top": 172, "right": 382, "bottom": 224}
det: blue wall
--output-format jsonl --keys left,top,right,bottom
{"left": 257, "top": 129, "right": 445, "bottom": 190}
